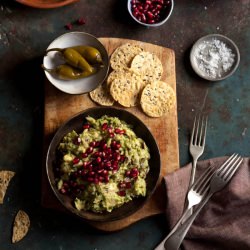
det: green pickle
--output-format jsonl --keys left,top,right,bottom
{"left": 41, "top": 64, "right": 96, "bottom": 80}
{"left": 71, "top": 45, "right": 103, "bottom": 65}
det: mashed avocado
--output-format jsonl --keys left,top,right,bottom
{"left": 56, "top": 115, "right": 150, "bottom": 213}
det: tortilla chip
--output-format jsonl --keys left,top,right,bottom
{"left": 12, "top": 210, "right": 30, "bottom": 243}
{"left": 0, "top": 170, "right": 15, "bottom": 204}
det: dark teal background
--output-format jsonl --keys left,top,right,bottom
{"left": 0, "top": 0, "right": 249, "bottom": 249}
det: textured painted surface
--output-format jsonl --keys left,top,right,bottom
{"left": 0, "top": 0, "right": 249, "bottom": 249}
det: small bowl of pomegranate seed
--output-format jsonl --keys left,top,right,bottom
{"left": 46, "top": 107, "right": 161, "bottom": 222}
{"left": 128, "top": 0, "right": 174, "bottom": 27}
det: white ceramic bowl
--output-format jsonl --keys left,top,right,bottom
{"left": 190, "top": 34, "right": 240, "bottom": 81}
{"left": 43, "top": 32, "right": 109, "bottom": 94}
{"left": 127, "top": 0, "right": 174, "bottom": 27}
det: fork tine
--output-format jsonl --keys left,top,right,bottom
{"left": 217, "top": 153, "right": 237, "bottom": 174}
{"left": 201, "top": 116, "right": 208, "bottom": 146}
{"left": 198, "top": 167, "right": 214, "bottom": 194}
{"left": 192, "top": 115, "right": 208, "bottom": 147}
{"left": 191, "top": 115, "right": 197, "bottom": 144}
{"left": 194, "top": 115, "right": 200, "bottom": 145}
{"left": 193, "top": 165, "right": 214, "bottom": 191}
{"left": 223, "top": 156, "right": 243, "bottom": 181}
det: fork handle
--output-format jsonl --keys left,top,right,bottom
{"left": 164, "top": 193, "right": 212, "bottom": 250}
{"left": 181, "top": 158, "right": 198, "bottom": 222}
{"left": 154, "top": 208, "right": 192, "bottom": 250}
{"left": 189, "top": 158, "right": 198, "bottom": 188}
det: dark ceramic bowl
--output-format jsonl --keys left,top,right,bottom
{"left": 46, "top": 107, "right": 161, "bottom": 222}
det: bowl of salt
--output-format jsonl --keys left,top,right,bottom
{"left": 190, "top": 34, "right": 240, "bottom": 81}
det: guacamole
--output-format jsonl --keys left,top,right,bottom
{"left": 55, "top": 115, "right": 150, "bottom": 213}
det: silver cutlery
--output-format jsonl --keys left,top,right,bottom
{"left": 184, "top": 115, "right": 208, "bottom": 219}
{"left": 154, "top": 164, "right": 214, "bottom": 250}
{"left": 163, "top": 153, "right": 243, "bottom": 250}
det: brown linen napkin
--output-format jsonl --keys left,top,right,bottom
{"left": 164, "top": 156, "right": 250, "bottom": 250}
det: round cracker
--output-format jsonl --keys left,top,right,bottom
{"left": 131, "top": 51, "right": 163, "bottom": 85}
{"left": 110, "top": 43, "right": 144, "bottom": 71}
{"left": 110, "top": 74, "right": 143, "bottom": 107}
{"left": 140, "top": 81, "right": 176, "bottom": 117}
{"left": 89, "top": 83, "right": 114, "bottom": 106}
{"left": 12, "top": 210, "right": 30, "bottom": 243}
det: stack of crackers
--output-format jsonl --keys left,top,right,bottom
{"left": 90, "top": 43, "right": 176, "bottom": 118}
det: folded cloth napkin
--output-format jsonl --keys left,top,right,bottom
{"left": 164, "top": 156, "right": 250, "bottom": 250}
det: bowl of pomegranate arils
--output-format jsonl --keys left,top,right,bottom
{"left": 46, "top": 107, "right": 161, "bottom": 222}
{"left": 128, "top": 0, "right": 174, "bottom": 27}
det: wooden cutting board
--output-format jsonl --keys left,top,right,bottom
{"left": 41, "top": 38, "right": 179, "bottom": 231}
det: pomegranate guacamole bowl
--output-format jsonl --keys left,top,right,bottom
{"left": 46, "top": 107, "right": 161, "bottom": 222}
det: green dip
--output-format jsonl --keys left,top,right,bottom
{"left": 55, "top": 115, "right": 150, "bottom": 213}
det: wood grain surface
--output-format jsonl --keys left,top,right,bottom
{"left": 41, "top": 38, "right": 179, "bottom": 232}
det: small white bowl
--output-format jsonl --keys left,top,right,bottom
{"left": 190, "top": 34, "right": 240, "bottom": 81}
{"left": 43, "top": 32, "right": 109, "bottom": 94}
{"left": 127, "top": 0, "right": 174, "bottom": 27}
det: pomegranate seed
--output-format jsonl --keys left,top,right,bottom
{"left": 109, "top": 132, "right": 114, "bottom": 138}
{"left": 146, "top": 11, "right": 154, "bottom": 19}
{"left": 82, "top": 153, "right": 88, "bottom": 158}
{"left": 65, "top": 23, "right": 72, "bottom": 30}
{"left": 90, "top": 141, "right": 96, "bottom": 147}
{"left": 101, "top": 123, "right": 108, "bottom": 131}
{"left": 125, "top": 182, "right": 132, "bottom": 189}
{"left": 98, "top": 176, "right": 104, "bottom": 182}
{"left": 105, "top": 161, "right": 112, "bottom": 169}
{"left": 125, "top": 170, "right": 131, "bottom": 177}
{"left": 104, "top": 176, "right": 109, "bottom": 183}
{"left": 63, "top": 182, "right": 69, "bottom": 188}
{"left": 117, "top": 190, "right": 126, "bottom": 196}
{"left": 73, "top": 137, "right": 81, "bottom": 145}
{"left": 96, "top": 156, "right": 102, "bottom": 163}
{"left": 83, "top": 161, "right": 89, "bottom": 168}
{"left": 102, "top": 170, "right": 108, "bottom": 176}
{"left": 83, "top": 123, "right": 90, "bottom": 129}
{"left": 118, "top": 182, "right": 126, "bottom": 189}
{"left": 97, "top": 169, "right": 104, "bottom": 174}
{"left": 60, "top": 188, "right": 67, "bottom": 194}
{"left": 89, "top": 171, "right": 95, "bottom": 176}
{"left": 77, "top": 17, "right": 86, "bottom": 25}
{"left": 111, "top": 140, "right": 117, "bottom": 147}
{"left": 73, "top": 158, "right": 80, "bottom": 164}
{"left": 147, "top": 19, "right": 155, "bottom": 24}
{"left": 86, "top": 147, "right": 93, "bottom": 154}
{"left": 87, "top": 177, "right": 94, "bottom": 182}
{"left": 120, "top": 155, "right": 126, "bottom": 162}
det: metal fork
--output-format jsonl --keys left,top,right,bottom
{"left": 184, "top": 115, "right": 208, "bottom": 219}
{"left": 154, "top": 165, "right": 214, "bottom": 250}
{"left": 164, "top": 153, "right": 243, "bottom": 250}
{"left": 189, "top": 115, "right": 208, "bottom": 191}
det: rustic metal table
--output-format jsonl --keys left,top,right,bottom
{"left": 0, "top": 0, "right": 249, "bottom": 249}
